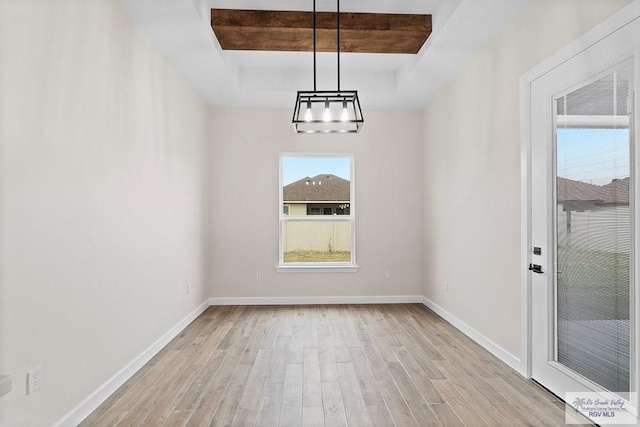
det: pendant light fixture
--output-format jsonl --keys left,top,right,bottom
{"left": 292, "top": 0, "right": 364, "bottom": 134}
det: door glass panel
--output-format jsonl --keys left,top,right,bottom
{"left": 555, "top": 63, "right": 632, "bottom": 392}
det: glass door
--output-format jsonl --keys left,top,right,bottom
{"left": 554, "top": 63, "right": 632, "bottom": 394}
{"left": 528, "top": 15, "right": 639, "bottom": 423}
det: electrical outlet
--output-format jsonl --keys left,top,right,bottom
{"left": 256, "top": 271, "right": 262, "bottom": 281}
{"left": 444, "top": 281, "right": 449, "bottom": 292}
{"left": 384, "top": 270, "right": 390, "bottom": 279}
{"left": 26, "top": 367, "right": 41, "bottom": 395}
{"left": 186, "top": 284, "right": 190, "bottom": 294}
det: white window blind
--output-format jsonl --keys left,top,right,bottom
{"left": 554, "top": 62, "right": 632, "bottom": 392}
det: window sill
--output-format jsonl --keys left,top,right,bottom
{"left": 276, "top": 264, "right": 359, "bottom": 273}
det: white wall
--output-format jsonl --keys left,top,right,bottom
{"left": 0, "top": 1, "right": 211, "bottom": 425}
{"left": 0, "top": 0, "right": 630, "bottom": 424}
{"left": 210, "top": 108, "right": 423, "bottom": 298}
{"left": 422, "top": 0, "right": 632, "bottom": 359}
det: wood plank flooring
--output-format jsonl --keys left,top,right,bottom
{"left": 80, "top": 304, "right": 592, "bottom": 426}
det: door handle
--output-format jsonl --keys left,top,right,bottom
{"left": 529, "top": 264, "right": 543, "bottom": 274}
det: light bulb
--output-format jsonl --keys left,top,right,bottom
{"left": 340, "top": 100, "right": 349, "bottom": 122}
{"left": 303, "top": 101, "right": 312, "bottom": 122}
{"left": 323, "top": 101, "right": 331, "bottom": 122}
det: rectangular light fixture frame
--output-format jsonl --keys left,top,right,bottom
{"left": 292, "top": 90, "right": 364, "bottom": 134}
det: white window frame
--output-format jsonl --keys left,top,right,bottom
{"left": 277, "top": 153, "right": 358, "bottom": 273}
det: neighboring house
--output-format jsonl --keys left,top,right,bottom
{"left": 557, "top": 176, "right": 629, "bottom": 210}
{"left": 557, "top": 176, "right": 629, "bottom": 253}
{"left": 283, "top": 174, "right": 350, "bottom": 216}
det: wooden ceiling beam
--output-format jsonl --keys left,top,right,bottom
{"left": 211, "top": 9, "right": 432, "bottom": 54}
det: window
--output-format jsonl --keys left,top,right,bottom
{"left": 278, "top": 154, "right": 357, "bottom": 271}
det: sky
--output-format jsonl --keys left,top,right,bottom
{"left": 556, "top": 128, "right": 630, "bottom": 186}
{"left": 282, "top": 156, "right": 351, "bottom": 185}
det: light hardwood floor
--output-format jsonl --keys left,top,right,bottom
{"left": 80, "top": 304, "right": 592, "bottom": 426}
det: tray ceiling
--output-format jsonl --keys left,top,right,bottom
{"left": 117, "top": 0, "right": 532, "bottom": 110}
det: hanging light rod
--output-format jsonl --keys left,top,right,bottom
{"left": 292, "top": 0, "right": 363, "bottom": 134}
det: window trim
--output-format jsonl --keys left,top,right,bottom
{"left": 277, "top": 153, "right": 358, "bottom": 272}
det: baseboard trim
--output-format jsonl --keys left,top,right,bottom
{"left": 56, "top": 294, "right": 524, "bottom": 426}
{"left": 207, "top": 295, "right": 424, "bottom": 305}
{"left": 53, "top": 299, "right": 211, "bottom": 427}
{"left": 421, "top": 296, "right": 524, "bottom": 375}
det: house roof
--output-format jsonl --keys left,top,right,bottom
{"left": 601, "top": 177, "right": 629, "bottom": 203}
{"left": 557, "top": 177, "right": 629, "bottom": 204}
{"left": 283, "top": 174, "right": 350, "bottom": 202}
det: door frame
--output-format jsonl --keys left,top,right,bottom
{"left": 520, "top": 0, "right": 640, "bottom": 396}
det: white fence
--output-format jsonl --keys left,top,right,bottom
{"left": 557, "top": 204, "right": 630, "bottom": 253}
{"left": 282, "top": 221, "right": 351, "bottom": 252}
